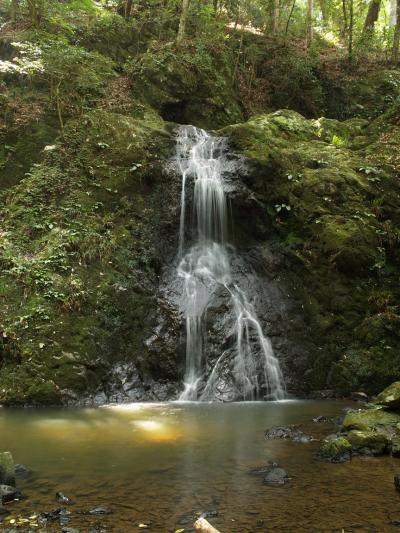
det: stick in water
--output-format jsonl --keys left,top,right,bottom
{"left": 194, "top": 517, "right": 221, "bottom": 533}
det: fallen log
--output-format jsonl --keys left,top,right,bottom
{"left": 193, "top": 517, "right": 221, "bottom": 533}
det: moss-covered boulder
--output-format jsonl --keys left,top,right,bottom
{"left": 347, "top": 430, "right": 389, "bottom": 455}
{"left": 0, "top": 452, "right": 15, "bottom": 486}
{"left": 342, "top": 409, "right": 400, "bottom": 432}
{"left": 375, "top": 382, "right": 400, "bottom": 410}
{"left": 318, "top": 436, "right": 352, "bottom": 463}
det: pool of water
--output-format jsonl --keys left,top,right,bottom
{"left": 1, "top": 400, "right": 400, "bottom": 532}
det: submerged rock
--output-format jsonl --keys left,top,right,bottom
{"left": 263, "top": 467, "right": 290, "bottom": 485}
{"left": 375, "top": 382, "right": 400, "bottom": 410}
{"left": 88, "top": 506, "right": 113, "bottom": 515}
{"left": 265, "top": 425, "right": 314, "bottom": 443}
{"left": 318, "top": 436, "right": 352, "bottom": 463}
{"left": 14, "top": 464, "right": 31, "bottom": 479}
{"left": 248, "top": 462, "right": 279, "bottom": 476}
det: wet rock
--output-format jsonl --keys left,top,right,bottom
{"left": 0, "top": 484, "right": 22, "bottom": 504}
{"left": 14, "top": 464, "right": 31, "bottom": 479}
{"left": 265, "top": 425, "right": 314, "bottom": 443}
{"left": 88, "top": 506, "right": 113, "bottom": 515}
{"left": 318, "top": 436, "right": 352, "bottom": 463}
{"left": 375, "top": 382, "right": 400, "bottom": 409}
{"left": 350, "top": 391, "right": 369, "bottom": 402}
{"left": 347, "top": 430, "right": 389, "bottom": 455}
{"left": 38, "top": 507, "right": 71, "bottom": 525}
{"left": 312, "top": 415, "right": 330, "bottom": 423}
{"left": 62, "top": 528, "right": 80, "bottom": 533}
{"left": 248, "top": 462, "right": 279, "bottom": 475}
{"left": 56, "top": 491, "right": 73, "bottom": 504}
{"left": 263, "top": 467, "right": 289, "bottom": 486}
{"left": 0, "top": 452, "right": 15, "bottom": 486}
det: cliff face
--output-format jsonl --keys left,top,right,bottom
{"left": 223, "top": 109, "right": 400, "bottom": 394}
{"left": 1, "top": 16, "right": 400, "bottom": 404}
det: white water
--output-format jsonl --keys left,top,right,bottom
{"left": 175, "top": 125, "right": 285, "bottom": 401}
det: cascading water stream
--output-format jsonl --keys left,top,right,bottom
{"left": 175, "top": 125, "right": 285, "bottom": 401}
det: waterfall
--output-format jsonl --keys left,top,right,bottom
{"left": 175, "top": 125, "right": 285, "bottom": 401}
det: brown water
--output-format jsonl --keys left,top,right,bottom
{"left": 1, "top": 400, "right": 400, "bottom": 532}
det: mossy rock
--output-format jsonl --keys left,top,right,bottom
{"left": 127, "top": 42, "right": 243, "bottom": 129}
{"left": 342, "top": 409, "right": 400, "bottom": 432}
{"left": 318, "top": 436, "right": 352, "bottom": 463}
{"left": 347, "top": 429, "right": 389, "bottom": 455}
{"left": 0, "top": 452, "right": 15, "bottom": 486}
{"left": 375, "top": 381, "right": 400, "bottom": 410}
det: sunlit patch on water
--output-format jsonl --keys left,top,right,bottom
{"left": 1, "top": 399, "right": 398, "bottom": 532}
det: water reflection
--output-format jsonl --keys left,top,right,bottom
{"left": 0, "top": 401, "right": 399, "bottom": 532}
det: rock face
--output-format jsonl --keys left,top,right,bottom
{"left": 1, "top": 77, "right": 400, "bottom": 403}
{"left": 222, "top": 109, "right": 400, "bottom": 395}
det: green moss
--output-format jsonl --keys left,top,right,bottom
{"left": 0, "top": 104, "right": 175, "bottom": 404}
{"left": 127, "top": 42, "right": 243, "bottom": 128}
{"left": 342, "top": 409, "right": 400, "bottom": 432}
{"left": 318, "top": 436, "right": 352, "bottom": 462}
{"left": 375, "top": 381, "right": 400, "bottom": 409}
{"left": 347, "top": 430, "right": 389, "bottom": 454}
{"left": 224, "top": 108, "right": 400, "bottom": 394}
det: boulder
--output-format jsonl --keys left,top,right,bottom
{"left": 347, "top": 430, "right": 389, "bottom": 455}
{"left": 375, "top": 382, "right": 400, "bottom": 409}
{"left": 318, "top": 436, "right": 352, "bottom": 463}
{"left": 263, "top": 467, "right": 290, "bottom": 485}
{"left": 0, "top": 453, "right": 15, "bottom": 486}
{"left": 0, "top": 484, "right": 22, "bottom": 504}
{"left": 265, "top": 425, "right": 314, "bottom": 443}
{"left": 342, "top": 409, "right": 400, "bottom": 432}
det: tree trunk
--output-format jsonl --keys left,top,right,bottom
{"left": 342, "top": 0, "right": 348, "bottom": 37}
{"left": 117, "top": 0, "right": 133, "bottom": 17}
{"left": 284, "top": 0, "right": 296, "bottom": 40}
{"left": 348, "top": 0, "right": 354, "bottom": 62}
{"left": 11, "top": 0, "right": 19, "bottom": 26}
{"left": 362, "top": 0, "right": 381, "bottom": 36}
{"left": 271, "top": 0, "right": 279, "bottom": 34}
{"left": 306, "top": 0, "right": 313, "bottom": 46}
{"left": 177, "top": 0, "right": 190, "bottom": 44}
{"left": 390, "top": 0, "right": 397, "bottom": 26}
{"left": 392, "top": 0, "right": 400, "bottom": 61}
{"left": 319, "top": 0, "right": 329, "bottom": 24}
